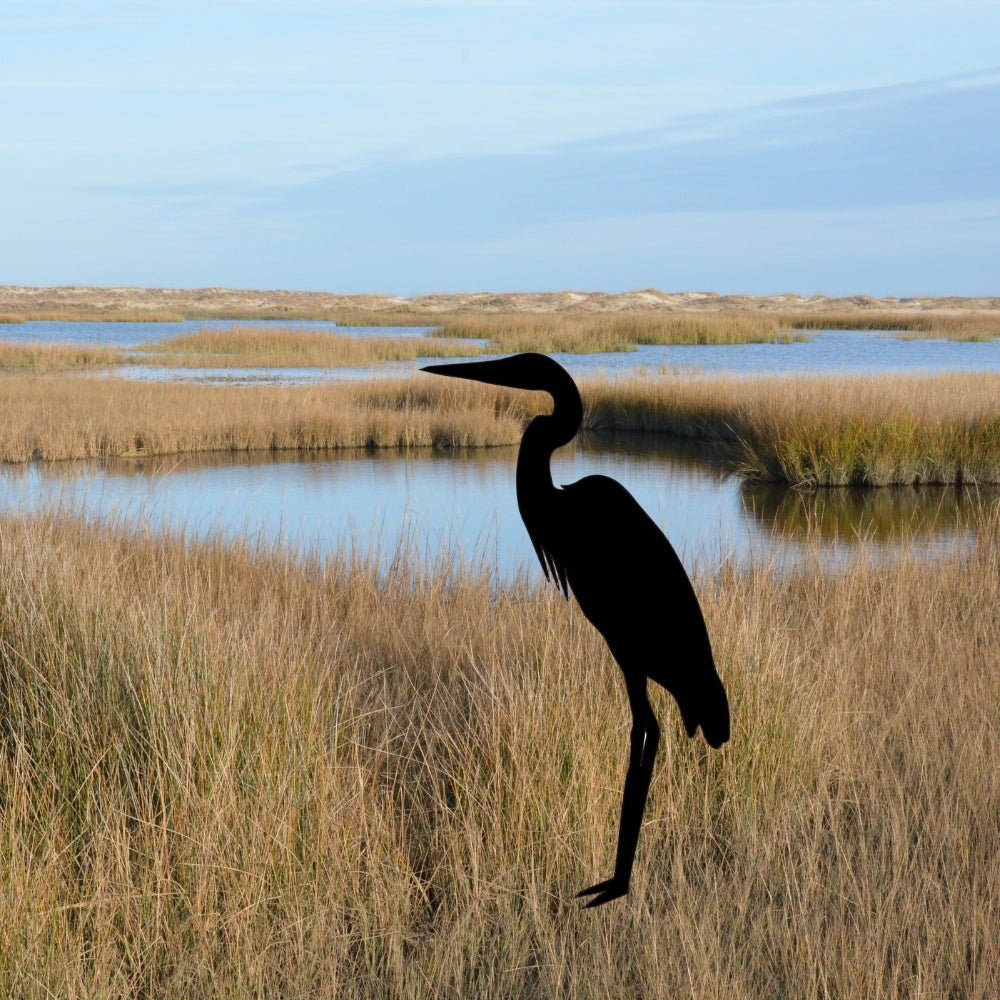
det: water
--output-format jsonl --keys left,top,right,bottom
{"left": 3, "top": 319, "right": 998, "bottom": 570}
{"left": 0, "top": 318, "right": 431, "bottom": 348}
{"left": 0, "top": 436, "right": 987, "bottom": 577}
{"left": 555, "top": 328, "right": 1000, "bottom": 378}
{"left": 5, "top": 319, "right": 1000, "bottom": 385}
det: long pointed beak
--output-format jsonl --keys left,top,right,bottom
{"left": 421, "top": 356, "right": 527, "bottom": 390}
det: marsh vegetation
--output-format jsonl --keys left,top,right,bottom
{"left": 5, "top": 368, "right": 1000, "bottom": 486}
{"left": 5, "top": 306, "right": 1000, "bottom": 377}
{"left": 2, "top": 512, "right": 997, "bottom": 997}
{"left": 4, "top": 296, "right": 1000, "bottom": 995}
{"left": 0, "top": 329, "right": 484, "bottom": 374}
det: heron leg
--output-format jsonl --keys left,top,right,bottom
{"left": 578, "top": 676, "right": 660, "bottom": 908}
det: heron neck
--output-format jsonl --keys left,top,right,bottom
{"left": 515, "top": 384, "right": 583, "bottom": 500}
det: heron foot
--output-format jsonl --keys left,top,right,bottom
{"left": 576, "top": 878, "right": 628, "bottom": 908}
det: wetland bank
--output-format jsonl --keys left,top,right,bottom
{"left": 2, "top": 289, "right": 1000, "bottom": 996}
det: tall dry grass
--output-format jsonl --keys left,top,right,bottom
{"left": 582, "top": 371, "right": 1000, "bottom": 485}
{"left": 0, "top": 374, "right": 532, "bottom": 461}
{"left": 429, "top": 311, "right": 793, "bottom": 351}
{"left": 1, "top": 512, "right": 998, "bottom": 997}
{"left": 781, "top": 310, "right": 1000, "bottom": 341}
{"left": 0, "top": 341, "right": 126, "bottom": 371}
{"left": 135, "top": 327, "right": 487, "bottom": 368}
{"left": 0, "top": 310, "right": 190, "bottom": 323}
{"left": 363, "top": 309, "right": 1000, "bottom": 347}
{"left": 5, "top": 369, "right": 1000, "bottom": 485}
{"left": 0, "top": 329, "right": 482, "bottom": 373}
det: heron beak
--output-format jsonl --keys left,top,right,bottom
{"left": 421, "top": 356, "right": 533, "bottom": 390}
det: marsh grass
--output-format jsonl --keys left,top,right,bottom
{"left": 0, "top": 309, "right": 191, "bottom": 323}
{"left": 3, "top": 307, "right": 997, "bottom": 377}
{"left": 0, "top": 329, "right": 479, "bottom": 373}
{"left": 582, "top": 371, "right": 1000, "bottom": 486}
{"left": 782, "top": 310, "right": 1000, "bottom": 341}
{"left": 428, "top": 311, "right": 793, "bottom": 351}
{"left": 135, "top": 326, "right": 488, "bottom": 368}
{"left": 5, "top": 370, "right": 1000, "bottom": 485}
{"left": 0, "top": 375, "right": 532, "bottom": 461}
{"left": 361, "top": 309, "right": 1000, "bottom": 348}
{"left": 2, "top": 512, "right": 998, "bottom": 997}
{"left": 0, "top": 341, "right": 127, "bottom": 371}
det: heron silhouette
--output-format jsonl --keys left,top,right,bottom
{"left": 422, "top": 352, "right": 729, "bottom": 907}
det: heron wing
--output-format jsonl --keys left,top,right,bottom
{"left": 556, "top": 475, "right": 728, "bottom": 745}
{"left": 526, "top": 524, "right": 571, "bottom": 597}
{"left": 556, "top": 474, "right": 693, "bottom": 620}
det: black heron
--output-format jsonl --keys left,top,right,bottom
{"left": 422, "top": 352, "right": 729, "bottom": 908}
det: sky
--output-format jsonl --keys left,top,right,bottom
{"left": 2, "top": 1, "right": 999, "bottom": 296}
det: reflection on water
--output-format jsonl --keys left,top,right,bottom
{"left": 742, "top": 482, "right": 995, "bottom": 544}
{"left": 1, "top": 436, "right": 990, "bottom": 575}
{"left": 6, "top": 320, "right": 998, "bottom": 569}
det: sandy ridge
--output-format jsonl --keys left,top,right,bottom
{"left": 3, "top": 285, "right": 999, "bottom": 317}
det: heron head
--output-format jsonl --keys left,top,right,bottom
{"left": 421, "top": 352, "right": 574, "bottom": 394}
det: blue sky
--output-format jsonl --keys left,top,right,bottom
{"left": 2, "top": 1, "right": 999, "bottom": 296}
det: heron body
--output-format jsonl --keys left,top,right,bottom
{"left": 422, "top": 352, "right": 729, "bottom": 908}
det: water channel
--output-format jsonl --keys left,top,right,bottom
{"left": 3, "top": 320, "right": 1000, "bottom": 573}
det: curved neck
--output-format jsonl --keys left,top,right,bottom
{"left": 516, "top": 378, "right": 583, "bottom": 499}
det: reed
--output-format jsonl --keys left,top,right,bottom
{"left": 781, "top": 310, "right": 1000, "bottom": 341}
{"left": 416, "top": 310, "right": 1000, "bottom": 346}
{"left": 428, "top": 311, "right": 793, "bottom": 351}
{"left": 135, "top": 326, "right": 488, "bottom": 368}
{"left": 5, "top": 369, "right": 1000, "bottom": 485}
{"left": 0, "top": 374, "right": 531, "bottom": 461}
{"left": 581, "top": 371, "right": 1000, "bottom": 486}
{"left": 0, "top": 341, "right": 127, "bottom": 371}
{"left": 0, "top": 309, "right": 193, "bottom": 322}
{"left": 1, "top": 511, "right": 998, "bottom": 997}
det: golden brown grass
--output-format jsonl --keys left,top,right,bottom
{"left": 782, "top": 310, "right": 1000, "bottom": 341}
{"left": 343, "top": 309, "right": 1000, "bottom": 345}
{"left": 135, "top": 326, "right": 487, "bottom": 368}
{"left": 0, "top": 309, "right": 191, "bottom": 323}
{"left": 0, "top": 329, "right": 480, "bottom": 373}
{"left": 2, "top": 511, "right": 998, "bottom": 997}
{"left": 426, "top": 311, "right": 795, "bottom": 351}
{"left": 0, "top": 341, "right": 126, "bottom": 371}
{"left": 582, "top": 371, "right": 1000, "bottom": 485}
{"left": 0, "top": 374, "right": 531, "bottom": 461}
{"left": 5, "top": 369, "right": 1000, "bottom": 485}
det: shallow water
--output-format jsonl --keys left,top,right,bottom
{"left": 5, "top": 319, "right": 1000, "bottom": 385}
{"left": 558, "top": 327, "right": 1000, "bottom": 378}
{"left": 3, "top": 320, "right": 998, "bottom": 569}
{"left": 1, "top": 435, "right": 987, "bottom": 576}
{"left": 0, "top": 318, "right": 429, "bottom": 348}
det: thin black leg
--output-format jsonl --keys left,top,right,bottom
{"left": 578, "top": 677, "right": 660, "bottom": 908}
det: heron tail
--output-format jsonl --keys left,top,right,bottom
{"left": 678, "top": 671, "right": 730, "bottom": 749}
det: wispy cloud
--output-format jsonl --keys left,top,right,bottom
{"left": 94, "top": 71, "right": 999, "bottom": 246}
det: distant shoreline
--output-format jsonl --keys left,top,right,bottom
{"left": 2, "top": 284, "right": 999, "bottom": 321}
